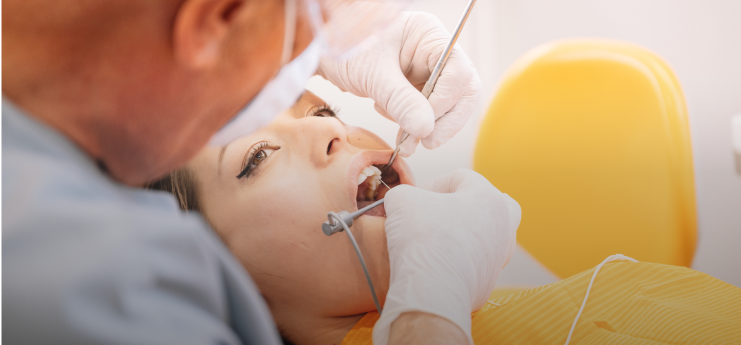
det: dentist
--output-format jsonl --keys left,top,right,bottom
{"left": 2, "top": 0, "right": 520, "bottom": 344}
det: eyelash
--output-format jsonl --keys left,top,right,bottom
{"left": 309, "top": 104, "right": 340, "bottom": 118}
{"left": 237, "top": 141, "right": 278, "bottom": 179}
{"left": 236, "top": 105, "right": 338, "bottom": 179}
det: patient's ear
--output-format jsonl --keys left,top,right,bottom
{"left": 172, "top": 0, "right": 250, "bottom": 68}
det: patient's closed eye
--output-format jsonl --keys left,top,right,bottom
{"left": 308, "top": 104, "right": 340, "bottom": 118}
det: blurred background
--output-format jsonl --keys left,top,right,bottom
{"left": 307, "top": 0, "right": 741, "bottom": 287}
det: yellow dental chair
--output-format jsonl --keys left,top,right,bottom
{"left": 475, "top": 39, "right": 697, "bottom": 280}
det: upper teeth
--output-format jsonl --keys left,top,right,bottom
{"left": 357, "top": 165, "right": 383, "bottom": 200}
{"left": 357, "top": 165, "right": 381, "bottom": 185}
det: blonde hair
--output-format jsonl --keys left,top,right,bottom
{"left": 146, "top": 168, "right": 201, "bottom": 212}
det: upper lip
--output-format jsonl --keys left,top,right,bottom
{"left": 346, "top": 150, "right": 413, "bottom": 209}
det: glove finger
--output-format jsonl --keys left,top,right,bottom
{"left": 502, "top": 194, "right": 522, "bottom": 268}
{"left": 395, "top": 128, "right": 420, "bottom": 157}
{"left": 501, "top": 194, "right": 522, "bottom": 269}
{"left": 373, "top": 103, "right": 395, "bottom": 122}
{"left": 372, "top": 69, "right": 436, "bottom": 139}
{"left": 426, "top": 46, "right": 476, "bottom": 119}
{"left": 428, "top": 168, "right": 498, "bottom": 194}
{"left": 382, "top": 184, "right": 429, "bottom": 219}
{"left": 421, "top": 73, "right": 482, "bottom": 150}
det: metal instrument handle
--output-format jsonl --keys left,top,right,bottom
{"left": 384, "top": 0, "right": 478, "bottom": 171}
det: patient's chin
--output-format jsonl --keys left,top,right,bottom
{"left": 357, "top": 200, "right": 386, "bottom": 217}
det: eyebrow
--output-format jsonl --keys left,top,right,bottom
{"left": 218, "top": 143, "right": 230, "bottom": 175}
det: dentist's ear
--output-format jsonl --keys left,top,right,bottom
{"left": 172, "top": 0, "right": 247, "bottom": 68}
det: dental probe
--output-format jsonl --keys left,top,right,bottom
{"left": 383, "top": 0, "right": 478, "bottom": 172}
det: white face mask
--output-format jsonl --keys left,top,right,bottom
{"left": 208, "top": 0, "right": 405, "bottom": 146}
{"left": 208, "top": 0, "right": 319, "bottom": 146}
{"left": 208, "top": 40, "right": 320, "bottom": 146}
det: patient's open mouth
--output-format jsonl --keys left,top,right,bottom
{"left": 346, "top": 151, "right": 412, "bottom": 218}
{"left": 354, "top": 163, "right": 403, "bottom": 217}
{"left": 356, "top": 164, "right": 400, "bottom": 202}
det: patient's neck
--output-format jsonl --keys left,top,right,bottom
{"left": 275, "top": 309, "right": 366, "bottom": 345}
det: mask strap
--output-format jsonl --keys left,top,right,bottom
{"left": 281, "top": 0, "right": 298, "bottom": 65}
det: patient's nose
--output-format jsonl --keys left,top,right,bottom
{"left": 298, "top": 117, "right": 348, "bottom": 166}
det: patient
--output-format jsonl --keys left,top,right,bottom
{"left": 149, "top": 92, "right": 741, "bottom": 345}
{"left": 149, "top": 91, "right": 412, "bottom": 344}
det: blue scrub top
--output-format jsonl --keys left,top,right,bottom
{"left": 2, "top": 99, "right": 282, "bottom": 345}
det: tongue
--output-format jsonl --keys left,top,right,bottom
{"left": 381, "top": 167, "right": 400, "bottom": 185}
{"left": 357, "top": 200, "right": 386, "bottom": 217}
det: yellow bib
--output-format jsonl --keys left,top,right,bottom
{"left": 342, "top": 262, "right": 741, "bottom": 344}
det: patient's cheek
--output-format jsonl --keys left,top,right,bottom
{"left": 346, "top": 126, "right": 392, "bottom": 150}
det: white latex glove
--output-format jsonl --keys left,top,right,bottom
{"left": 373, "top": 169, "right": 521, "bottom": 345}
{"left": 317, "top": 12, "right": 482, "bottom": 157}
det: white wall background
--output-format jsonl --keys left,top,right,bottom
{"left": 307, "top": 0, "right": 741, "bottom": 287}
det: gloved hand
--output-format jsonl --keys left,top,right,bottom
{"left": 317, "top": 12, "right": 482, "bottom": 157}
{"left": 373, "top": 169, "right": 521, "bottom": 345}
